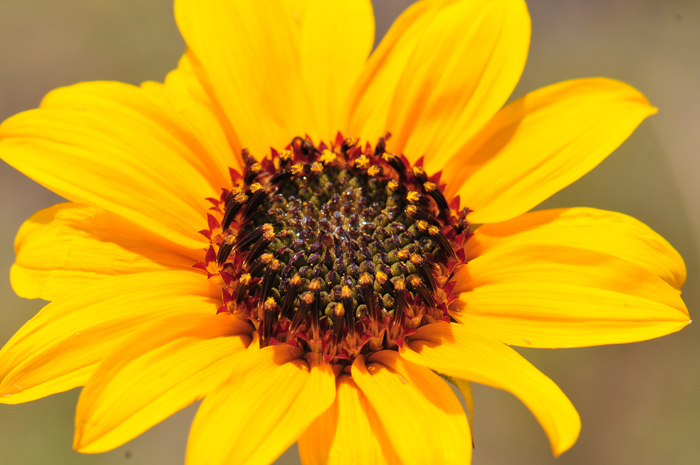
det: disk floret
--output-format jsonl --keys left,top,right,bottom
{"left": 196, "top": 133, "right": 470, "bottom": 364}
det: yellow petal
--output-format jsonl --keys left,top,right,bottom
{"left": 0, "top": 81, "right": 221, "bottom": 249}
{"left": 74, "top": 313, "right": 252, "bottom": 453}
{"left": 298, "top": 374, "right": 400, "bottom": 465}
{"left": 0, "top": 271, "right": 217, "bottom": 404}
{"left": 175, "top": 0, "right": 317, "bottom": 156}
{"left": 11, "top": 202, "right": 201, "bottom": 301}
{"left": 401, "top": 322, "right": 580, "bottom": 456}
{"left": 344, "top": 0, "right": 434, "bottom": 145}
{"left": 347, "top": 0, "right": 530, "bottom": 165}
{"left": 442, "top": 375, "right": 475, "bottom": 435}
{"left": 44, "top": 70, "right": 234, "bottom": 193}
{"left": 465, "top": 207, "right": 686, "bottom": 290}
{"left": 142, "top": 53, "right": 244, "bottom": 173}
{"left": 300, "top": 0, "right": 374, "bottom": 140}
{"left": 186, "top": 345, "right": 336, "bottom": 465}
{"left": 451, "top": 243, "right": 689, "bottom": 347}
{"left": 439, "top": 78, "right": 657, "bottom": 223}
{"left": 352, "top": 352, "right": 471, "bottom": 465}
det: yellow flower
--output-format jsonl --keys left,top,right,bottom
{"left": 0, "top": 0, "right": 690, "bottom": 464}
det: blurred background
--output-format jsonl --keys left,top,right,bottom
{"left": 0, "top": 0, "right": 698, "bottom": 464}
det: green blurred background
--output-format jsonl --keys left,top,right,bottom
{"left": 1, "top": 0, "right": 698, "bottom": 464}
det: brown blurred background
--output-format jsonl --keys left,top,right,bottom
{"left": 1, "top": 0, "right": 698, "bottom": 464}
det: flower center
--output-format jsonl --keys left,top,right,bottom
{"left": 196, "top": 133, "right": 470, "bottom": 363}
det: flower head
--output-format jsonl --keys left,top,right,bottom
{"left": 0, "top": 0, "right": 690, "bottom": 464}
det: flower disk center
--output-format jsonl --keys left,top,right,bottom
{"left": 197, "top": 134, "right": 470, "bottom": 364}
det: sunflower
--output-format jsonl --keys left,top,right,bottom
{"left": 0, "top": 0, "right": 690, "bottom": 464}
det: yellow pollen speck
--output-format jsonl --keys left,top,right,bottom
{"left": 424, "top": 181, "right": 437, "bottom": 192}
{"left": 264, "top": 297, "right": 277, "bottom": 311}
{"left": 367, "top": 165, "right": 381, "bottom": 177}
{"left": 320, "top": 149, "right": 337, "bottom": 164}
{"left": 279, "top": 149, "right": 292, "bottom": 161}
{"left": 291, "top": 163, "right": 304, "bottom": 175}
{"left": 262, "top": 224, "right": 275, "bottom": 240}
{"left": 416, "top": 220, "right": 429, "bottom": 231}
{"left": 406, "top": 205, "right": 418, "bottom": 216}
{"left": 359, "top": 273, "right": 372, "bottom": 286}
{"left": 341, "top": 286, "right": 352, "bottom": 299}
{"left": 250, "top": 182, "right": 264, "bottom": 193}
{"left": 311, "top": 162, "right": 323, "bottom": 175}
{"left": 342, "top": 137, "right": 358, "bottom": 149}
{"left": 428, "top": 225, "right": 440, "bottom": 236}
{"left": 388, "top": 180, "right": 399, "bottom": 191}
{"left": 382, "top": 152, "right": 398, "bottom": 163}
{"left": 397, "top": 249, "right": 410, "bottom": 261}
{"left": 354, "top": 155, "right": 370, "bottom": 170}
{"left": 407, "top": 191, "right": 421, "bottom": 204}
